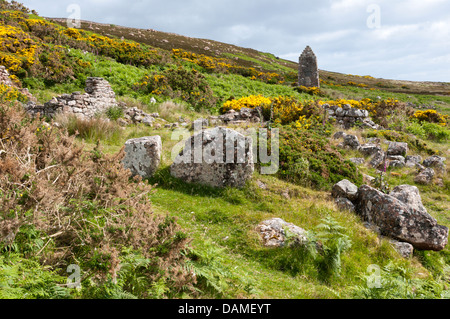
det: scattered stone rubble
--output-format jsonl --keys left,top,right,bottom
{"left": 333, "top": 133, "right": 447, "bottom": 186}
{"left": 120, "top": 106, "right": 158, "bottom": 127}
{"left": 322, "top": 103, "right": 381, "bottom": 130}
{"left": 343, "top": 134, "right": 361, "bottom": 150}
{"left": 217, "top": 107, "right": 263, "bottom": 126}
{"left": 405, "top": 155, "right": 422, "bottom": 168}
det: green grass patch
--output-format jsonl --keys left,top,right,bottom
{"left": 205, "top": 73, "right": 314, "bottom": 106}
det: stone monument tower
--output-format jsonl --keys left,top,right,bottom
{"left": 298, "top": 46, "right": 320, "bottom": 88}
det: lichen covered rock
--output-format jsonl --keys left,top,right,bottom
{"left": 122, "top": 136, "right": 162, "bottom": 179}
{"left": 257, "top": 218, "right": 309, "bottom": 247}
{"left": 170, "top": 127, "right": 254, "bottom": 188}
{"left": 355, "top": 185, "right": 448, "bottom": 251}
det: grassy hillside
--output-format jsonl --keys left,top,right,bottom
{"left": 50, "top": 19, "right": 450, "bottom": 96}
{"left": 1, "top": 1, "right": 449, "bottom": 300}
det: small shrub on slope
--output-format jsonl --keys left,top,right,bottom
{"left": 134, "top": 67, "right": 217, "bottom": 111}
{"left": 0, "top": 83, "right": 28, "bottom": 102}
{"left": 276, "top": 124, "right": 362, "bottom": 190}
{"left": 411, "top": 109, "right": 448, "bottom": 127}
{"left": 222, "top": 95, "right": 272, "bottom": 112}
{"left": 222, "top": 95, "right": 324, "bottom": 127}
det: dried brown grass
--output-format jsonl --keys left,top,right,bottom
{"left": 53, "top": 113, "right": 123, "bottom": 144}
{"left": 157, "top": 100, "right": 186, "bottom": 122}
{"left": 0, "top": 102, "right": 195, "bottom": 294}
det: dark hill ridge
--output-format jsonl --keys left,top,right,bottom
{"left": 49, "top": 17, "right": 450, "bottom": 96}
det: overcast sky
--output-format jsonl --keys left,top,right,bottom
{"left": 19, "top": 0, "right": 450, "bottom": 82}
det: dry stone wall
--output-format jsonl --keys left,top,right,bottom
{"left": 0, "top": 66, "right": 15, "bottom": 87}
{"left": 26, "top": 77, "right": 117, "bottom": 119}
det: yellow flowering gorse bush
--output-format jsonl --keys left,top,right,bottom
{"left": 0, "top": 23, "right": 37, "bottom": 73}
{"left": 0, "top": 7, "right": 167, "bottom": 84}
{"left": 62, "top": 30, "right": 164, "bottom": 67}
{"left": 296, "top": 85, "right": 321, "bottom": 96}
{"left": 411, "top": 110, "right": 448, "bottom": 126}
{"left": 222, "top": 95, "right": 324, "bottom": 129}
{"left": 222, "top": 95, "right": 272, "bottom": 112}
{"left": 172, "top": 48, "right": 284, "bottom": 84}
{"left": 0, "top": 10, "right": 99, "bottom": 83}
{"left": 0, "top": 83, "right": 28, "bottom": 102}
{"left": 270, "top": 96, "right": 306, "bottom": 124}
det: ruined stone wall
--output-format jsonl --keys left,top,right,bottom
{"left": 0, "top": 66, "right": 14, "bottom": 87}
{"left": 26, "top": 77, "right": 117, "bottom": 119}
{"left": 298, "top": 46, "right": 320, "bottom": 88}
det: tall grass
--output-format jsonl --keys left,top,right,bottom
{"left": 157, "top": 100, "right": 188, "bottom": 122}
{"left": 54, "top": 113, "right": 123, "bottom": 145}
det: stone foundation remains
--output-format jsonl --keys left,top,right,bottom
{"left": 26, "top": 77, "right": 117, "bottom": 119}
{"left": 322, "top": 103, "right": 381, "bottom": 130}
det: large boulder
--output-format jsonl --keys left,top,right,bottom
{"left": 170, "top": 127, "right": 254, "bottom": 188}
{"left": 358, "top": 144, "right": 381, "bottom": 157}
{"left": 343, "top": 134, "right": 360, "bottom": 150}
{"left": 423, "top": 155, "right": 446, "bottom": 174}
{"left": 369, "top": 150, "right": 386, "bottom": 170}
{"left": 390, "top": 185, "right": 428, "bottom": 215}
{"left": 257, "top": 218, "right": 308, "bottom": 247}
{"left": 332, "top": 179, "right": 359, "bottom": 201}
{"left": 355, "top": 185, "right": 448, "bottom": 251}
{"left": 387, "top": 142, "right": 408, "bottom": 157}
{"left": 122, "top": 136, "right": 162, "bottom": 179}
{"left": 414, "top": 168, "right": 435, "bottom": 185}
{"left": 405, "top": 155, "right": 422, "bottom": 168}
